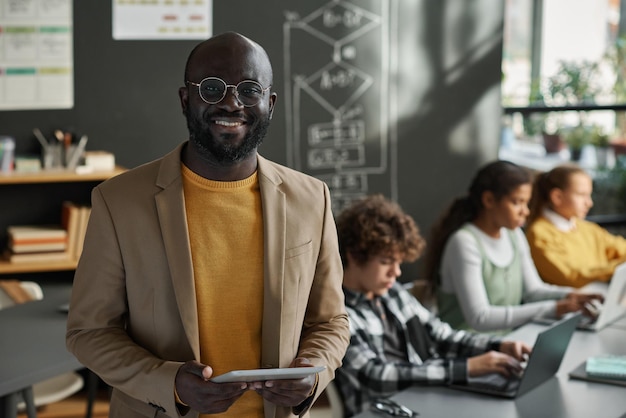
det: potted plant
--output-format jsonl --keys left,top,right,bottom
{"left": 590, "top": 125, "right": 611, "bottom": 167}
{"left": 538, "top": 60, "right": 603, "bottom": 158}
{"left": 561, "top": 124, "right": 592, "bottom": 161}
{"left": 525, "top": 78, "right": 565, "bottom": 153}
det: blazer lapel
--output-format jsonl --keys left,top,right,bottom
{"left": 155, "top": 144, "right": 200, "bottom": 360}
{"left": 258, "top": 156, "right": 286, "bottom": 418}
{"left": 258, "top": 156, "right": 286, "bottom": 369}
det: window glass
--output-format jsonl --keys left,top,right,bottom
{"left": 501, "top": 0, "right": 626, "bottom": 218}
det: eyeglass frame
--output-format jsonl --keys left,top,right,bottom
{"left": 370, "top": 398, "right": 419, "bottom": 417}
{"left": 186, "top": 77, "right": 272, "bottom": 107}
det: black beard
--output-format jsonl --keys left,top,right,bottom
{"left": 187, "top": 111, "right": 270, "bottom": 164}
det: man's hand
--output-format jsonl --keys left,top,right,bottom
{"left": 499, "top": 340, "right": 532, "bottom": 361}
{"left": 467, "top": 342, "right": 531, "bottom": 378}
{"left": 467, "top": 351, "right": 523, "bottom": 377}
{"left": 249, "top": 357, "right": 318, "bottom": 407}
{"left": 175, "top": 361, "right": 248, "bottom": 414}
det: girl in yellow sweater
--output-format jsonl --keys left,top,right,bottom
{"left": 526, "top": 164, "right": 626, "bottom": 288}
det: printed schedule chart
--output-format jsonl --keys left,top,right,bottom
{"left": 0, "top": 0, "right": 73, "bottom": 110}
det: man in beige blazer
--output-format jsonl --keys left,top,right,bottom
{"left": 66, "top": 32, "right": 349, "bottom": 418}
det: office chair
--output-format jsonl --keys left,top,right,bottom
{"left": 0, "top": 280, "right": 84, "bottom": 418}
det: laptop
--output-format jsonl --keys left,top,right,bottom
{"left": 448, "top": 312, "right": 581, "bottom": 398}
{"left": 576, "top": 262, "right": 626, "bottom": 331}
{"left": 532, "top": 262, "right": 626, "bottom": 331}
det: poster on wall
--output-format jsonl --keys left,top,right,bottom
{"left": 0, "top": 0, "right": 74, "bottom": 111}
{"left": 112, "top": 0, "right": 212, "bottom": 40}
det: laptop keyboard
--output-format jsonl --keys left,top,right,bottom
{"left": 468, "top": 373, "right": 521, "bottom": 392}
{"left": 579, "top": 300, "right": 604, "bottom": 328}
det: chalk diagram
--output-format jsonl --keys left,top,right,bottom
{"left": 283, "top": 0, "right": 397, "bottom": 213}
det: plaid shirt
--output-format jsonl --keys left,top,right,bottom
{"left": 335, "top": 282, "right": 502, "bottom": 417}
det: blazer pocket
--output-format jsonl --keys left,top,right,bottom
{"left": 285, "top": 240, "right": 313, "bottom": 259}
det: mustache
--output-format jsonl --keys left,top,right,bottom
{"left": 206, "top": 110, "right": 249, "bottom": 121}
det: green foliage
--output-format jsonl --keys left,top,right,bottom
{"left": 523, "top": 60, "right": 603, "bottom": 140}
{"left": 591, "top": 157, "right": 626, "bottom": 215}
{"left": 604, "top": 35, "right": 626, "bottom": 102}
{"left": 590, "top": 125, "right": 610, "bottom": 148}
{"left": 545, "top": 60, "right": 601, "bottom": 105}
{"left": 561, "top": 124, "right": 592, "bottom": 151}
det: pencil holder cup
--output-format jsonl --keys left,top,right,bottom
{"left": 43, "top": 144, "right": 63, "bottom": 169}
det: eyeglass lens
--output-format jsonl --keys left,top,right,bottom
{"left": 198, "top": 77, "right": 266, "bottom": 106}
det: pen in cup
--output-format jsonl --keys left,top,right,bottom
{"left": 33, "top": 128, "right": 49, "bottom": 150}
{"left": 66, "top": 135, "right": 88, "bottom": 170}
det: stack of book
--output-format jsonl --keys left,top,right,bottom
{"left": 6, "top": 225, "right": 69, "bottom": 263}
{"left": 4, "top": 201, "right": 91, "bottom": 264}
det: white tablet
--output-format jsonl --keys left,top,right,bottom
{"left": 210, "top": 366, "right": 325, "bottom": 383}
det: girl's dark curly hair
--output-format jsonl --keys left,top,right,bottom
{"left": 336, "top": 194, "right": 426, "bottom": 268}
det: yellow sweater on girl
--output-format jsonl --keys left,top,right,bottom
{"left": 526, "top": 216, "right": 626, "bottom": 288}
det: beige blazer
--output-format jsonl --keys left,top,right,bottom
{"left": 66, "top": 143, "right": 349, "bottom": 418}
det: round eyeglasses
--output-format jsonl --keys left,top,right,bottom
{"left": 186, "top": 77, "right": 271, "bottom": 107}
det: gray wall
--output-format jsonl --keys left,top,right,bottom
{"left": 0, "top": 0, "right": 504, "bottom": 280}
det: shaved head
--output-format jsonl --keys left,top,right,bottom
{"left": 184, "top": 32, "right": 273, "bottom": 87}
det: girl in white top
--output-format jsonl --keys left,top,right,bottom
{"left": 423, "top": 160, "right": 602, "bottom": 333}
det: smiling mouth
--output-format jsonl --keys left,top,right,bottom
{"left": 214, "top": 120, "right": 244, "bottom": 127}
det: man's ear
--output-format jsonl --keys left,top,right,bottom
{"left": 268, "top": 92, "right": 277, "bottom": 120}
{"left": 179, "top": 86, "right": 189, "bottom": 116}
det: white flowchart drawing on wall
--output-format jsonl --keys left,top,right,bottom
{"left": 284, "top": 0, "right": 398, "bottom": 213}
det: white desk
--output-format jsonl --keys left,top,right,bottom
{"left": 353, "top": 323, "right": 626, "bottom": 418}
{"left": 609, "top": 314, "right": 626, "bottom": 330}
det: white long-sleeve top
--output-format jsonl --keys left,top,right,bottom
{"left": 439, "top": 223, "right": 572, "bottom": 331}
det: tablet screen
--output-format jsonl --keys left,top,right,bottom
{"left": 210, "top": 366, "right": 326, "bottom": 383}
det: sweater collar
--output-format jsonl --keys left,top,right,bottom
{"left": 543, "top": 208, "right": 576, "bottom": 231}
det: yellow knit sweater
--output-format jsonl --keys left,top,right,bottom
{"left": 525, "top": 216, "right": 626, "bottom": 288}
{"left": 183, "top": 165, "right": 264, "bottom": 418}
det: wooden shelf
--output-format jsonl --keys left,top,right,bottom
{"left": 0, "top": 259, "right": 78, "bottom": 274}
{"left": 0, "top": 166, "right": 125, "bottom": 185}
{"left": 0, "top": 166, "right": 125, "bottom": 276}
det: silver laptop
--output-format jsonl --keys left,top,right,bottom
{"left": 576, "top": 262, "right": 626, "bottom": 331}
{"left": 448, "top": 312, "right": 581, "bottom": 398}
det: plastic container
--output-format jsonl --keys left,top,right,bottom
{"left": 0, "top": 136, "right": 16, "bottom": 173}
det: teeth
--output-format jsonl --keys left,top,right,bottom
{"left": 215, "top": 120, "right": 242, "bottom": 127}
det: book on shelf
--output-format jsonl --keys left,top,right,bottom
{"left": 61, "top": 201, "right": 81, "bottom": 260}
{"left": 7, "top": 225, "right": 67, "bottom": 240}
{"left": 3, "top": 249, "right": 71, "bottom": 263}
{"left": 9, "top": 241, "right": 67, "bottom": 253}
{"left": 75, "top": 205, "right": 91, "bottom": 259}
{"left": 60, "top": 202, "right": 90, "bottom": 260}
{"left": 7, "top": 225, "right": 68, "bottom": 254}
{"left": 3, "top": 202, "right": 91, "bottom": 264}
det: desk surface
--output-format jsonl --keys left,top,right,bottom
{"left": 610, "top": 314, "right": 626, "bottom": 330}
{"left": 353, "top": 323, "right": 626, "bottom": 418}
{"left": 0, "top": 282, "right": 81, "bottom": 397}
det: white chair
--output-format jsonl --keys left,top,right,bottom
{"left": 0, "top": 280, "right": 84, "bottom": 417}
